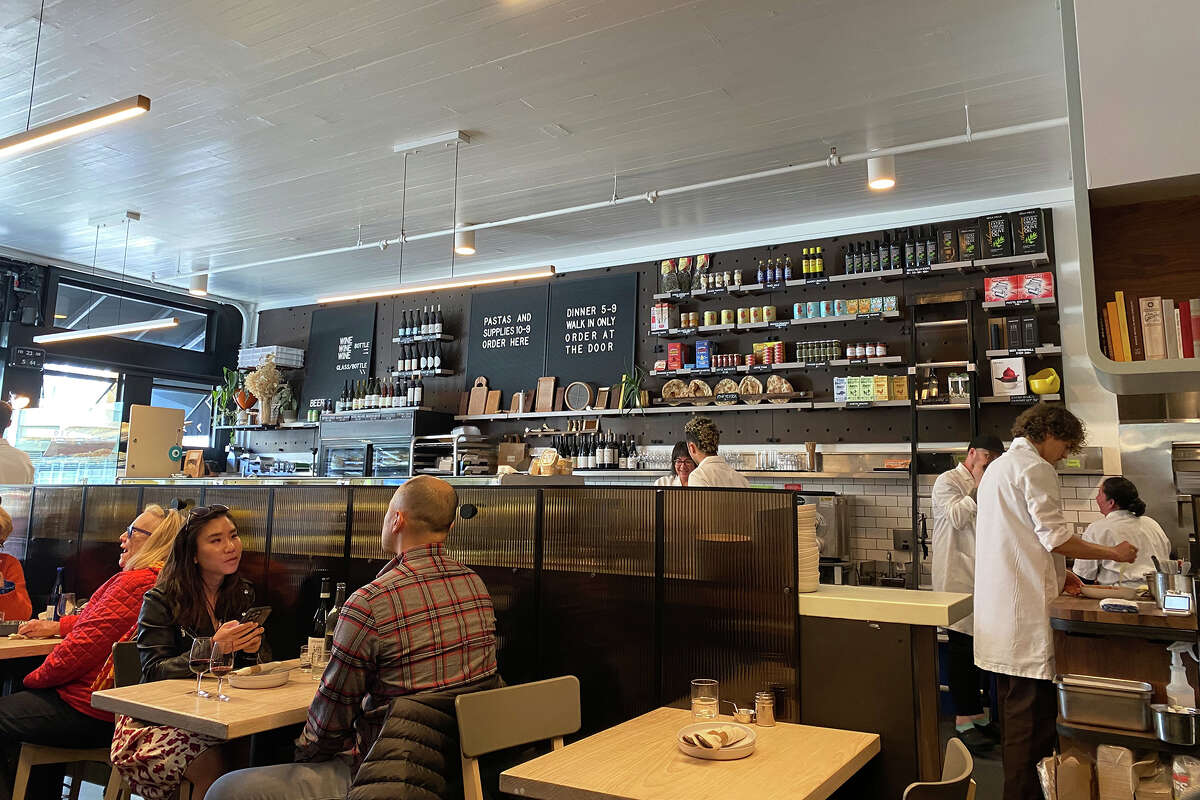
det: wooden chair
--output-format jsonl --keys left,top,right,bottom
{"left": 902, "top": 737, "right": 976, "bottom": 800}
{"left": 455, "top": 676, "right": 581, "bottom": 800}
{"left": 12, "top": 643, "right": 139, "bottom": 800}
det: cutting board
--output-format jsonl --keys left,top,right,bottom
{"left": 535, "top": 377, "right": 556, "bottom": 412}
{"left": 468, "top": 377, "right": 489, "bottom": 415}
{"left": 484, "top": 390, "right": 502, "bottom": 414}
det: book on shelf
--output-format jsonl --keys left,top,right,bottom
{"left": 1102, "top": 291, "right": 1200, "bottom": 361}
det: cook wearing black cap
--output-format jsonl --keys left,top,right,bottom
{"left": 931, "top": 433, "right": 1005, "bottom": 752}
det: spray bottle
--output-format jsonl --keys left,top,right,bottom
{"left": 1167, "top": 642, "right": 1197, "bottom": 707}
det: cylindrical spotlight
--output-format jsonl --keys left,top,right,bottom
{"left": 189, "top": 273, "right": 209, "bottom": 296}
{"left": 867, "top": 155, "right": 896, "bottom": 191}
{"left": 453, "top": 227, "right": 476, "bottom": 256}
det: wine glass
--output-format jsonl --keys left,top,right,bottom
{"left": 188, "top": 637, "right": 213, "bottom": 697}
{"left": 207, "top": 641, "right": 234, "bottom": 702}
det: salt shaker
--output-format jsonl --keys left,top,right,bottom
{"left": 754, "top": 691, "right": 776, "bottom": 726}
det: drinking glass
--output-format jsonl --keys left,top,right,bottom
{"left": 311, "top": 646, "right": 330, "bottom": 681}
{"left": 188, "top": 637, "right": 213, "bottom": 697}
{"left": 298, "top": 645, "right": 311, "bottom": 673}
{"left": 56, "top": 592, "right": 75, "bottom": 619}
{"left": 691, "top": 678, "right": 719, "bottom": 721}
{"left": 208, "top": 642, "right": 234, "bottom": 702}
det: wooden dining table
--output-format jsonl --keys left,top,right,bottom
{"left": 91, "top": 672, "right": 318, "bottom": 740}
{"left": 500, "top": 707, "right": 881, "bottom": 800}
{"left": 0, "top": 636, "right": 58, "bottom": 660}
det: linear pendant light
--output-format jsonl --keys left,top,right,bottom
{"left": 34, "top": 316, "right": 179, "bottom": 344}
{"left": 317, "top": 265, "right": 556, "bottom": 305}
{"left": 0, "top": 95, "right": 150, "bottom": 159}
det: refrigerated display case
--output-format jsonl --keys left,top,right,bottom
{"left": 316, "top": 410, "right": 450, "bottom": 478}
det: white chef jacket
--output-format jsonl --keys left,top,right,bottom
{"left": 653, "top": 474, "right": 682, "bottom": 487}
{"left": 0, "top": 440, "right": 33, "bottom": 485}
{"left": 973, "top": 437, "right": 1074, "bottom": 681}
{"left": 687, "top": 455, "right": 750, "bottom": 489}
{"left": 1073, "top": 510, "right": 1170, "bottom": 587}
{"left": 931, "top": 463, "right": 977, "bottom": 636}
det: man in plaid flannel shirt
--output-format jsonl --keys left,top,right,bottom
{"left": 208, "top": 476, "right": 497, "bottom": 800}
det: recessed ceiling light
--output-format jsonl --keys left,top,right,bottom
{"left": 867, "top": 155, "right": 896, "bottom": 191}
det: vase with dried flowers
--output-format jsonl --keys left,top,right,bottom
{"left": 244, "top": 354, "right": 282, "bottom": 426}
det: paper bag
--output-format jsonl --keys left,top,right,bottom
{"left": 498, "top": 442, "right": 529, "bottom": 471}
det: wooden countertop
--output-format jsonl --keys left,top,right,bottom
{"left": 91, "top": 672, "right": 317, "bottom": 739}
{"left": 0, "top": 636, "right": 58, "bottom": 660}
{"left": 500, "top": 707, "right": 879, "bottom": 800}
{"left": 797, "top": 584, "right": 973, "bottom": 627}
{"left": 1050, "top": 596, "right": 1198, "bottom": 631}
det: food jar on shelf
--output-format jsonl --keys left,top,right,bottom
{"left": 703, "top": 311, "right": 717, "bottom": 327}
{"left": 876, "top": 342, "right": 887, "bottom": 357}
{"left": 736, "top": 307, "right": 750, "bottom": 325}
{"left": 750, "top": 307, "right": 762, "bottom": 324}
{"left": 721, "top": 309, "right": 735, "bottom": 325}
{"left": 763, "top": 306, "right": 777, "bottom": 322}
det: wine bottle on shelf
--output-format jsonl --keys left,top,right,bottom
{"left": 878, "top": 236, "right": 890, "bottom": 271}
{"left": 926, "top": 226, "right": 938, "bottom": 265}
{"left": 889, "top": 231, "right": 901, "bottom": 272}
{"left": 423, "top": 306, "right": 432, "bottom": 336}
{"left": 350, "top": 381, "right": 359, "bottom": 411}
{"left": 389, "top": 379, "right": 398, "bottom": 408}
{"left": 843, "top": 245, "right": 853, "bottom": 276}
{"left": 617, "top": 437, "right": 628, "bottom": 470}
{"left": 784, "top": 256, "right": 793, "bottom": 282}
{"left": 814, "top": 246, "right": 824, "bottom": 277}
{"left": 309, "top": 577, "right": 331, "bottom": 663}
{"left": 904, "top": 229, "right": 917, "bottom": 270}
{"left": 869, "top": 240, "right": 881, "bottom": 271}
{"left": 414, "top": 374, "right": 424, "bottom": 406}
{"left": 434, "top": 305, "right": 444, "bottom": 335}
{"left": 432, "top": 343, "right": 442, "bottom": 371}
{"left": 915, "top": 226, "right": 927, "bottom": 267}
{"left": 323, "top": 582, "right": 346, "bottom": 655}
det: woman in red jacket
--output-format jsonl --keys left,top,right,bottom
{"left": 0, "top": 502, "right": 186, "bottom": 798}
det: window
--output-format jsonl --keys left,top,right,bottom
{"left": 10, "top": 364, "right": 121, "bottom": 484}
{"left": 52, "top": 281, "right": 209, "bottom": 352}
{"left": 151, "top": 381, "right": 213, "bottom": 448}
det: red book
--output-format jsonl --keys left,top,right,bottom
{"left": 1180, "top": 302, "right": 1195, "bottom": 358}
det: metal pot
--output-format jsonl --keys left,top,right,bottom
{"left": 1151, "top": 703, "right": 1200, "bottom": 745}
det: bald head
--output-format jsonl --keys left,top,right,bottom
{"left": 382, "top": 476, "right": 459, "bottom": 554}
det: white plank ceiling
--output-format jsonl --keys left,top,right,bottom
{"left": 0, "top": 0, "right": 1070, "bottom": 307}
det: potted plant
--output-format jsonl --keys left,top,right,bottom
{"left": 273, "top": 383, "right": 298, "bottom": 424}
{"left": 211, "top": 367, "right": 240, "bottom": 427}
{"left": 243, "top": 354, "right": 281, "bottom": 426}
{"left": 619, "top": 362, "right": 648, "bottom": 415}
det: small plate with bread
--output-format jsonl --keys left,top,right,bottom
{"left": 677, "top": 722, "right": 756, "bottom": 761}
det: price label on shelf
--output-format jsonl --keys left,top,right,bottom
{"left": 1003, "top": 299, "right": 1031, "bottom": 308}
{"left": 846, "top": 401, "right": 874, "bottom": 409}
{"left": 714, "top": 392, "right": 740, "bottom": 403}
{"left": 906, "top": 265, "right": 932, "bottom": 276}
{"left": 856, "top": 312, "right": 883, "bottom": 321}
{"left": 764, "top": 282, "right": 785, "bottom": 291}
{"left": 805, "top": 277, "right": 830, "bottom": 286}
{"left": 1009, "top": 394, "right": 1040, "bottom": 406}
{"left": 1008, "top": 348, "right": 1035, "bottom": 356}
{"left": 713, "top": 367, "right": 738, "bottom": 375}
{"left": 847, "top": 358, "right": 868, "bottom": 365}
{"left": 768, "top": 320, "right": 790, "bottom": 329}
{"left": 750, "top": 364, "right": 773, "bottom": 373}
{"left": 670, "top": 292, "right": 692, "bottom": 301}
{"left": 804, "top": 361, "right": 829, "bottom": 369}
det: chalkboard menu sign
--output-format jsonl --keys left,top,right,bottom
{"left": 301, "top": 304, "right": 376, "bottom": 412}
{"left": 464, "top": 284, "right": 548, "bottom": 398}
{"left": 545, "top": 273, "right": 638, "bottom": 388}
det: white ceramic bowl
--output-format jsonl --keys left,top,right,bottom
{"left": 228, "top": 670, "right": 291, "bottom": 689}
{"left": 1079, "top": 585, "right": 1140, "bottom": 600}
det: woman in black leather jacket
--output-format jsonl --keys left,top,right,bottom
{"left": 112, "top": 505, "right": 270, "bottom": 800}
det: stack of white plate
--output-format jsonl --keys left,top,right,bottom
{"left": 797, "top": 505, "right": 820, "bottom": 592}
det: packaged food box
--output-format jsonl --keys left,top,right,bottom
{"left": 1011, "top": 209, "right": 1045, "bottom": 255}
{"left": 957, "top": 225, "right": 979, "bottom": 261}
{"left": 849, "top": 376, "right": 870, "bottom": 402}
{"left": 983, "top": 214, "right": 1013, "bottom": 259}
{"left": 654, "top": 359, "right": 668, "bottom": 373}
{"left": 940, "top": 228, "right": 958, "bottom": 263}
{"left": 869, "top": 297, "right": 884, "bottom": 313}
{"left": 990, "top": 356, "right": 1027, "bottom": 396}
{"left": 695, "top": 340, "right": 712, "bottom": 370}
{"left": 985, "top": 275, "right": 1019, "bottom": 303}
{"left": 890, "top": 375, "right": 909, "bottom": 400}
{"left": 872, "top": 375, "right": 890, "bottom": 401}
{"left": 1019, "top": 272, "right": 1055, "bottom": 301}
{"left": 667, "top": 342, "right": 686, "bottom": 371}
{"left": 883, "top": 295, "right": 898, "bottom": 312}
{"left": 846, "top": 298, "right": 860, "bottom": 315}
{"left": 833, "top": 376, "right": 848, "bottom": 403}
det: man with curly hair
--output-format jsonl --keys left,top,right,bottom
{"left": 682, "top": 416, "right": 749, "bottom": 488}
{"left": 973, "top": 403, "right": 1137, "bottom": 800}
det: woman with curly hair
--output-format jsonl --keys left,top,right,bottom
{"left": 973, "top": 403, "right": 1138, "bottom": 800}
{"left": 682, "top": 416, "right": 749, "bottom": 488}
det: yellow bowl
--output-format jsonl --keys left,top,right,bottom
{"left": 1028, "top": 368, "right": 1061, "bottom": 395}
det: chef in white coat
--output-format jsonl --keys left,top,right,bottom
{"left": 974, "top": 404, "right": 1137, "bottom": 800}
{"left": 683, "top": 416, "right": 750, "bottom": 488}
{"left": 1073, "top": 477, "right": 1171, "bottom": 587}
{"left": 931, "top": 433, "right": 1004, "bottom": 752}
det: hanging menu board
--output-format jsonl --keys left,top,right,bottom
{"left": 464, "top": 284, "right": 548, "bottom": 398}
{"left": 301, "top": 304, "right": 376, "bottom": 412}
{"left": 545, "top": 273, "right": 638, "bottom": 388}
